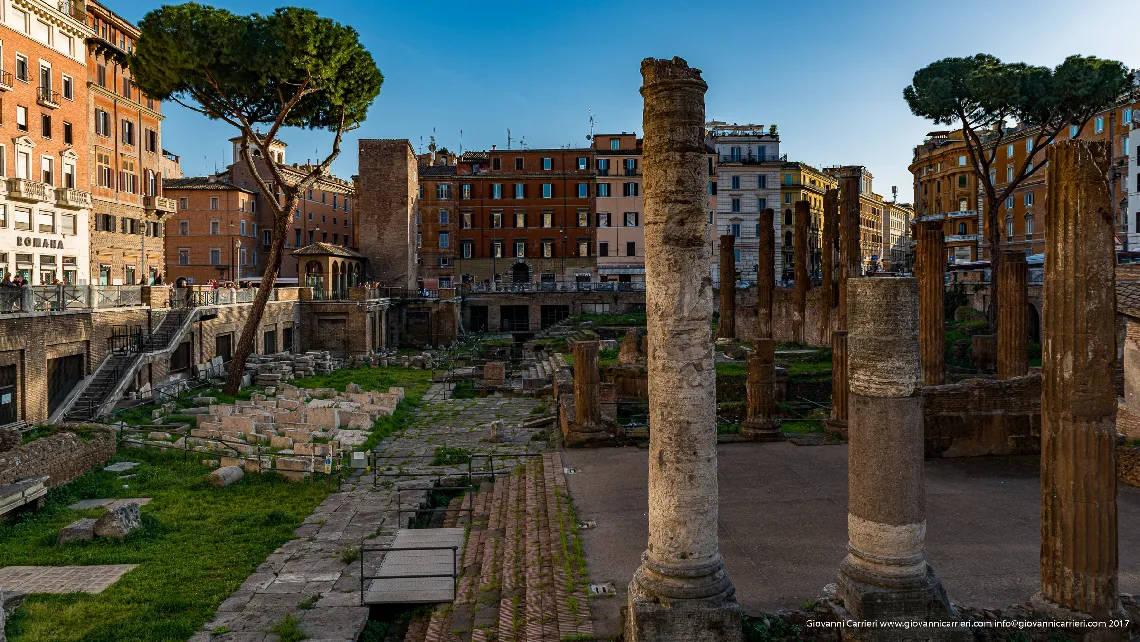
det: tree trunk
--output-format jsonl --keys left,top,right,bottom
{"left": 985, "top": 195, "right": 1002, "bottom": 333}
{"left": 223, "top": 205, "right": 292, "bottom": 396}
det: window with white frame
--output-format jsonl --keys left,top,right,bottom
{"left": 60, "top": 212, "right": 75, "bottom": 235}
{"left": 515, "top": 240, "right": 525, "bottom": 257}
{"left": 542, "top": 183, "right": 552, "bottom": 198}
{"left": 1095, "top": 116, "right": 1104, "bottom": 133}
{"left": 577, "top": 210, "right": 588, "bottom": 227}
{"left": 439, "top": 209, "right": 449, "bottom": 225}
{"left": 210, "top": 197, "right": 219, "bottom": 210}
{"left": 439, "top": 232, "right": 449, "bottom": 248}
{"left": 542, "top": 157, "right": 551, "bottom": 170}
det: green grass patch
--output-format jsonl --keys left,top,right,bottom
{"left": 598, "top": 348, "right": 620, "bottom": 367}
{"left": 715, "top": 362, "right": 748, "bottom": 376}
{"left": 781, "top": 420, "right": 825, "bottom": 434}
{"left": 269, "top": 613, "right": 307, "bottom": 642}
{"left": 1, "top": 448, "right": 330, "bottom": 642}
{"left": 782, "top": 360, "right": 832, "bottom": 377}
{"left": 530, "top": 403, "right": 548, "bottom": 415}
{"left": 450, "top": 380, "right": 479, "bottom": 399}
{"left": 431, "top": 446, "right": 472, "bottom": 466}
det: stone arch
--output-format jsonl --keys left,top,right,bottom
{"left": 511, "top": 261, "right": 531, "bottom": 283}
{"left": 1028, "top": 301, "right": 1042, "bottom": 344}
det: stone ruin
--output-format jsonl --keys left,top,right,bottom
{"left": 240, "top": 350, "right": 338, "bottom": 387}
{"left": 131, "top": 383, "right": 404, "bottom": 480}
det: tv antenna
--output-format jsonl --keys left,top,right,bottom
{"left": 507, "top": 128, "right": 512, "bottom": 150}
{"left": 519, "top": 136, "right": 527, "bottom": 150}
{"left": 586, "top": 109, "right": 595, "bottom": 141}
{"left": 459, "top": 129, "right": 463, "bottom": 155}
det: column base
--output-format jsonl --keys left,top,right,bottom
{"left": 740, "top": 418, "right": 783, "bottom": 441}
{"left": 564, "top": 421, "right": 614, "bottom": 447}
{"left": 626, "top": 580, "right": 742, "bottom": 642}
{"left": 825, "top": 418, "right": 848, "bottom": 440}
{"left": 835, "top": 561, "right": 956, "bottom": 623}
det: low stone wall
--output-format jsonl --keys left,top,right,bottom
{"left": 0, "top": 428, "right": 116, "bottom": 487}
{"left": 733, "top": 287, "right": 830, "bottom": 347}
{"left": 923, "top": 373, "right": 1041, "bottom": 458}
{"left": 603, "top": 365, "right": 648, "bottom": 400}
{"left": 0, "top": 427, "right": 20, "bottom": 453}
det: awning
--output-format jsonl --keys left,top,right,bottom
{"left": 598, "top": 266, "right": 645, "bottom": 275}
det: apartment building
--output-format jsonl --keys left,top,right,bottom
{"left": 706, "top": 121, "right": 783, "bottom": 284}
{"left": 592, "top": 133, "right": 644, "bottom": 283}
{"left": 0, "top": 0, "right": 92, "bottom": 284}
{"left": 414, "top": 147, "right": 597, "bottom": 288}
{"left": 882, "top": 199, "right": 913, "bottom": 272}
{"left": 164, "top": 137, "right": 356, "bottom": 282}
{"left": 778, "top": 162, "right": 836, "bottom": 280}
{"left": 909, "top": 100, "right": 1137, "bottom": 260}
{"left": 163, "top": 175, "right": 258, "bottom": 283}
{"left": 85, "top": 0, "right": 172, "bottom": 285}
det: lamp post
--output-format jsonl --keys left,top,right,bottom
{"left": 560, "top": 228, "right": 566, "bottom": 287}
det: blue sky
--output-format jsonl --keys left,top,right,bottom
{"left": 116, "top": 0, "right": 1138, "bottom": 202}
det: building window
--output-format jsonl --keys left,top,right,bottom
{"left": 210, "top": 197, "right": 219, "bottom": 210}
{"left": 514, "top": 183, "right": 524, "bottom": 199}
{"left": 1024, "top": 192, "right": 1034, "bottom": 207}
{"left": 121, "top": 120, "right": 135, "bottom": 145}
{"left": 15, "top": 54, "right": 28, "bottom": 82}
{"left": 462, "top": 211, "right": 472, "bottom": 229}
{"left": 1006, "top": 144, "right": 1014, "bottom": 158}
{"left": 210, "top": 249, "right": 221, "bottom": 265}
{"left": 1025, "top": 216, "right": 1034, "bottom": 236}
{"left": 758, "top": 197, "right": 767, "bottom": 211}
{"left": 1006, "top": 217, "right": 1014, "bottom": 238}
{"left": 210, "top": 220, "right": 220, "bottom": 235}
{"left": 461, "top": 184, "right": 471, "bottom": 199}
{"left": 542, "top": 183, "right": 552, "bottom": 198}
{"left": 1006, "top": 166, "right": 1013, "bottom": 182}
{"left": 958, "top": 175, "right": 967, "bottom": 189}
{"left": 40, "top": 156, "right": 53, "bottom": 184}
{"left": 436, "top": 183, "right": 451, "bottom": 199}
{"left": 731, "top": 223, "right": 741, "bottom": 238}
{"left": 599, "top": 242, "right": 609, "bottom": 257}
{"left": 94, "top": 109, "right": 110, "bottom": 136}
{"left": 16, "top": 106, "right": 27, "bottom": 132}
{"left": 626, "top": 241, "right": 636, "bottom": 257}
{"left": 624, "top": 212, "right": 638, "bottom": 227}
{"left": 492, "top": 212, "right": 502, "bottom": 228}
{"left": 492, "top": 184, "right": 502, "bottom": 199}
{"left": 622, "top": 182, "right": 638, "bottom": 197}
{"left": 439, "top": 232, "right": 449, "bottom": 248}
{"left": 542, "top": 240, "right": 553, "bottom": 257}
{"left": 13, "top": 208, "right": 31, "bottom": 231}
{"left": 145, "top": 129, "right": 158, "bottom": 153}
{"left": 958, "top": 222, "right": 967, "bottom": 235}
{"left": 597, "top": 159, "right": 609, "bottom": 175}
{"left": 609, "top": 138, "right": 619, "bottom": 150}
{"left": 178, "top": 249, "right": 189, "bottom": 265}
{"left": 597, "top": 183, "right": 610, "bottom": 197}
{"left": 542, "top": 157, "right": 551, "bottom": 170}
{"left": 1095, "top": 116, "right": 1104, "bottom": 134}
{"left": 37, "top": 209, "right": 53, "bottom": 233}
{"left": 439, "top": 210, "right": 449, "bottom": 225}
{"left": 597, "top": 212, "right": 610, "bottom": 228}
{"left": 179, "top": 220, "right": 189, "bottom": 235}
{"left": 578, "top": 240, "right": 589, "bottom": 257}
{"left": 709, "top": 182, "right": 717, "bottom": 195}
{"left": 492, "top": 157, "right": 501, "bottom": 171}
{"left": 514, "top": 240, "right": 525, "bottom": 257}
{"left": 515, "top": 211, "right": 526, "bottom": 228}
{"left": 542, "top": 211, "right": 552, "bottom": 228}
{"left": 757, "top": 174, "right": 767, "bottom": 189}
{"left": 461, "top": 242, "right": 472, "bottom": 259}
{"left": 578, "top": 210, "right": 589, "bottom": 227}
{"left": 62, "top": 121, "right": 73, "bottom": 145}
{"left": 731, "top": 175, "right": 740, "bottom": 189}
{"left": 178, "top": 197, "right": 188, "bottom": 210}
{"left": 958, "top": 155, "right": 966, "bottom": 166}
{"left": 731, "top": 198, "right": 741, "bottom": 213}
{"left": 1005, "top": 196, "right": 1014, "bottom": 210}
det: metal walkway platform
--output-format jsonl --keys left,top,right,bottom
{"left": 362, "top": 528, "right": 465, "bottom": 605}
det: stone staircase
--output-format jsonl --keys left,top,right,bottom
{"left": 521, "top": 353, "right": 569, "bottom": 391}
{"left": 404, "top": 452, "right": 594, "bottom": 642}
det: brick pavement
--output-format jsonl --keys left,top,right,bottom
{"left": 0, "top": 565, "right": 137, "bottom": 595}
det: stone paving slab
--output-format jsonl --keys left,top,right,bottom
{"left": 67, "top": 497, "right": 152, "bottom": 511}
{"left": 0, "top": 564, "right": 138, "bottom": 594}
{"left": 103, "top": 462, "right": 139, "bottom": 472}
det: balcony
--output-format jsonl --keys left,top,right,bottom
{"left": 0, "top": 70, "right": 12, "bottom": 91}
{"left": 8, "top": 178, "right": 50, "bottom": 202}
{"left": 37, "top": 87, "right": 60, "bottom": 109}
{"left": 145, "top": 195, "right": 176, "bottom": 214}
{"left": 719, "top": 153, "right": 788, "bottom": 165}
{"left": 946, "top": 234, "right": 979, "bottom": 243}
{"left": 55, "top": 187, "right": 92, "bottom": 209}
{"left": 947, "top": 210, "right": 977, "bottom": 218}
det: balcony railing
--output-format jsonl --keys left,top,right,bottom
{"left": 55, "top": 187, "right": 92, "bottom": 209}
{"left": 947, "top": 210, "right": 977, "bottom": 218}
{"left": 145, "top": 195, "right": 176, "bottom": 214}
{"left": 945, "top": 234, "right": 979, "bottom": 243}
{"left": 466, "top": 281, "right": 646, "bottom": 293}
{"left": 0, "top": 70, "right": 12, "bottom": 91}
{"left": 912, "top": 213, "right": 946, "bottom": 223}
{"left": 8, "top": 178, "right": 50, "bottom": 202}
{"left": 719, "top": 153, "right": 787, "bottom": 165}
{"left": 36, "top": 87, "right": 60, "bottom": 109}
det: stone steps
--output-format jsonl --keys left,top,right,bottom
{"left": 404, "top": 454, "right": 593, "bottom": 642}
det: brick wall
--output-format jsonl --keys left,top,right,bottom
{"left": 923, "top": 373, "right": 1041, "bottom": 457}
{"left": 0, "top": 428, "right": 116, "bottom": 488}
{"left": 357, "top": 140, "right": 417, "bottom": 288}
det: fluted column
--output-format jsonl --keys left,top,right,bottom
{"left": 820, "top": 189, "right": 838, "bottom": 346}
{"left": 835, "top": 277, "right": 956, "bottom": 623}
{"left": 757, "top": 208, "right": 775, "bottom": 340}
{"left": 628, "top": 56, "right": 741, "bottom": 642}
{"left": 792, "top": 199, "right": 810, "bottom": 344}
{"left": 917, "top": 221, "right": 945, "bottom": 386}
{"left": 1039, "top": 140, "right": 1119, "bottom": 617}
{"left": 828, "top": 169, "right": 862, "bottom": 436}
{"left": 997, "top": 250, "right": 1028, "bottom": 380}
{"left": 717, "top": 234, "right": 736, "bottom": 339}
{"left": 741, "top": 338, "right": 781, "bottom": 440}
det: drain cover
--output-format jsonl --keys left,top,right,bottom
{"left": 589, "top": 583, "right": 616, "bottom": 596}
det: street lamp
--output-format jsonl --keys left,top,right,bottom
{"left": 559, "top": 228, "right": 566, "bottom": 287}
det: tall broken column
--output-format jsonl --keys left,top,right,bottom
{"left": 835, "top": 276, "right": 956, "bottom": 624}
{"left": 741, "top": 339, "right": 782, "bottom": 440}
{"left": 757, "top": 208, "right": 775, "bottom": 340}
{"left": 566, "top": 340, "right": 610, "bottom": 446}
{"left": 917, "top": 221, "right": 945, "bottom": 386}
{"left": 997, "top": 250, "right": 1028, "bottom": 380}
{"left": 717, "top": 234, "right": 736, "bottom": 339}
{"left": 792, "top": 199, "right": 810, "bottom": 344}
{"left": 820, "top": 189, "right": 838, "bottom": 346}
{"left": 1039, "top": 140, "right": 1118, "bottom": 617}
{"left": 827, "top": 168, "right": 862, "bottom": 437}
{"left": 628, "top": 57, "right": 741, "bottom": 642}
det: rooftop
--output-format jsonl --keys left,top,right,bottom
{"left": 164, "top": 176, "right": 257, "bottom": 194}
{"left": 292, "top": 242, "right": 366, "bottom": 259}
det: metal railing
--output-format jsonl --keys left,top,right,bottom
{"left": 466, "top": 281, "right": 646, "bottom": 293}
{"left": 396, "top": 485, "right": 477, "bottom": 525}
{"left": 718, "top": 153, "right": 787, "bottom": 164}
{"left": 359, "top": 545, "right": 458, "bottom": 606}
{"left": 31, "top": 285, "right": 89, "bottom": 311}
{"left": 95, "top": 286, "right": 143, "bottom": 309}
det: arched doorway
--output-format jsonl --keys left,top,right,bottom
{"left": 331, "top": 261, "right": 341, "bottom": 298}
{"left": 1027, "top": 303, "right": 1041, "bottom": 344}
{"left": 511, "top": 262, "right": 530, "bottom": 284}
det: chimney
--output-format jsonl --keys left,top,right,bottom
{"left": 207, "top": 175, "right": 216, "bottom": 183}
{"left": 491, "top": 145, "right": 497, "bottom": 150}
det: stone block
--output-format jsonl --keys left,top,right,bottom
{"left": 275, "top": 457, "right": 311, "bottom": 472}
{"left": 270, "top": 436, "right": 294, "bottom": 450}
{"left": 208, "top": 466, "right": 244, "bottom": 487}
{"left": 306, "top": 407, "right": 340, "bottom": 429}
{"left": 93, "top": 502, "right": 141, "bottom": 539}
{"left": 221, "top": 416, "right": 255, "bottom": 434}
{"left": 340, "top": 412, "right": 372, "bottom": 429}
{"left": 56, "top": 518, "right": 96, "bottom": 545}
{"left": 146, "top": 432, "right": 171, "bottom": 442}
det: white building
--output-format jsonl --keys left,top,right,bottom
{"left": 0, "top": 179, "right": 91, "bottom": 284}
{"left": 707, "top": 122, "right": 783, "bottom": 284}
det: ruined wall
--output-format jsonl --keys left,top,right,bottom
{"left": 732, "top": 286, "right": 831, "bottom": 347}
{"left": 603, "top": 364, "right": 649, "bottom": 400}
{"left": 462, "top": 290, "right": 646, "bottom": 334}
{"left": 0, "top": 429, "right": 116, "bottom": 487}
{"left": 923, "top": 373, "right": 1041, "bottom": 457}
{"left": 388, "top": 300, "right": 459, "bottom": 348}
{"left": 356, "top": 139, "right": 418, "bottom": 289}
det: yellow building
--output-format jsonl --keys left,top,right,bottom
{"left": 778, "top": 162, "right": 836, "bottom": 280}
{"left": 823, "top": 166, "right": 885, "bottom": 274}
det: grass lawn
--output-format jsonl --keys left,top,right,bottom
{"left": 293, "top": 366, "right": 435, "bottom": 450}
{"left": 1, "top": 448, "right": 331, "bottom": 642}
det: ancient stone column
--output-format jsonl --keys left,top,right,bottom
{"left": 792, "top": 200, "right": 810, "bottom": 344}
{"left": 835, "top": 277, "right": 956, "bottom": 623}
{"left": 820, "top": 189, "right": 838, "bottom": 346}
{"left": 1039, "top": 140, "right": 1119, "bottom": 617}
{"left": 997, "top": 250, "right": 1028, "bottom": 380}
{"left": 717, "top": 234, "right": 736, "bottom": 339}
{"left": 566, "top": 340, "right": 609, "bottom": 445}
{"left": 757, "top": 208, "right": 775, "bottom": 340}
{"left": 827, "top": 170, "right": 862, "bottom": 436}
{"left": 741, "top": 338, "right": 782, "bottom": 440}
{"left": 917, "top": 221, "right": 945, "bottom": 386}
{"left": 628, "top": 57, "right": 741, "bottom": 642}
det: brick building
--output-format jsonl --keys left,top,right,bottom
{"left": 824, "top": 166, "right": 884, "bottom": 273}
{"left": 163, "top": 175, "right": 259, "bottom": 284}
{"left": 85, "top": 0, "right": 173, "bottom": 285}
{"left": 909, "top": 100, "right": 1136, "bottom": 261}
{"left": 356, "top": 139, "right": 417, "bottom": 289}
{"left": 0, "top": 0, "right": 92, "bottom": 284}
{"left": 778, "top": 162, "right": 836, "bottom": 280}
{"left": 164, "top": 137, "right": 356, "bottom": 284}
{"left": 413, "top": 146, "right": 598, "bottom": 288}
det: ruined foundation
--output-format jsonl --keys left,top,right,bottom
{"left": 917, "top": 221, "right": 945, "bottom": 386}
{"left": 833, "top": 277, "right": 958, "bottom": 632}
{"left": 793, "top": 199, "right": 810, "bottom": 344}
{"left": 627, "top": 56, "right": 741, "bottom": 642}
{"left": 1038, "top": 140, "right": 1119, "bottom": 618}
{"left": 997, "top": 251, "right": 1028, "bottom": 380}
{"left": 741, "top": 338, "right": 782, "bottom": 440}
